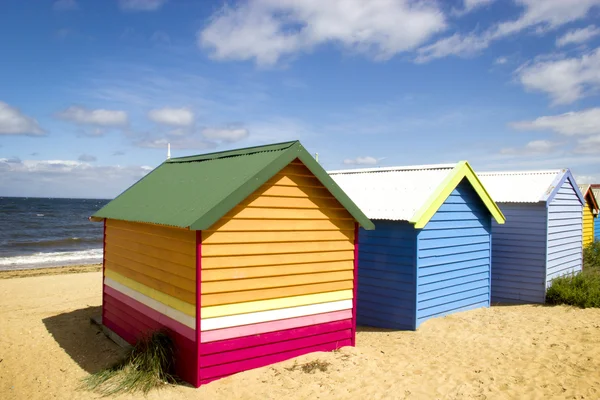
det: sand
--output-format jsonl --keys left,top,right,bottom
{"left": 1, "top": 269, "right": 599, "bottom": 400}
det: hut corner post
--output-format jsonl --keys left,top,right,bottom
{"left": 351, "top": 222, "right": 359, "bottom": 347}
{"left": 195, "top": 230, "right": 202, "bottom": 388}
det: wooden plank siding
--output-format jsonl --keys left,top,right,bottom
{"left": 547, "top": 178, "right": 583, "bottom": 284}
{"left": 356, "top": 221, "right": 417, "bottom": 330}
{"left": 101, "top": 219, "right": 198, "bottom": 386}
{"left": 198, "top": 159, "right": 355, "bottom": 382}
{"left": 416, "top": 180, "right": 491, "bottom": 327}
{"left": 200, "top": 160, "right": 355, "bottom": 306}
{"left": 104, "top": 219, "right": 196, "bottom": 305}
{"left": 489, "top": 203, "right": 548, "bottom": 303}
{"left": 582, "top": 199, "right": 594, "bottom": 248}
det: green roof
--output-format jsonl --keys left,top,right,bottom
{"left": 92, "top": 141, "right": 374, "bottom": 230}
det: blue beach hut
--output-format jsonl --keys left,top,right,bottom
{"left": 478, "top": 169, "right": 584, "bottom": 304}
{"left": 592, "top": 186, "right": 600, "bottom": 242}
{"left": 329, "top": 162, "right": 505, "bottom": 330}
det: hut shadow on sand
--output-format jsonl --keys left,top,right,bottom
{"left": 42, "top": 306, "right": 126, "bottom": 374}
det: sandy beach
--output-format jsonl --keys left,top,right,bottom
{"left": 1, "top": 268, "right": 599, "bottom": 400}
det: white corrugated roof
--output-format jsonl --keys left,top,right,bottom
{"left": 477, "top": 170, "right": 564, "bottom": 203}
{"left": 328, "top": 164, "right": 456, "bottom": 221}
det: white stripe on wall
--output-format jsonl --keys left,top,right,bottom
{"left": 104, "top": 277, "right": 196, "bottom": 329}
{"left": 201, "top": 299, "right": 353, "bottom": 331}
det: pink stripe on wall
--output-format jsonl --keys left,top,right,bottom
{"left": 201, "top": 321, "right": 351, "bottom": 368}
{"left": 351, "top": 222, "right": 359, "bottom": 346}
{"left": 201, "top": 319, "right": 352, "bottom": 357}
{"left": 104, "top": 285, "right": 195, "bottom": 342}
{"left": 201, "top": 309, "right": 352, "bottom": 343}
{"left": 103, "top": 291, "right": 197, "bottom": 385}
{"left": 200, "top": 338, "right": 352, "bottom": 384}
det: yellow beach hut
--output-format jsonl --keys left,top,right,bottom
{"left": 578, "top": 184, "right": 599, "bottom": 248}
{"left": 90, "top": 141, "right": 373, "bottom": 387}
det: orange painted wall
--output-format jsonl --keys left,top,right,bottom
{"left": 104, "top": 219, "right": 196, "bottom": 305}
{"left": 201, "top": 159, "right": 356, "bottom": 307}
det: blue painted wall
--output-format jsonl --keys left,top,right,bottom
{"left": 490, "top": 203, "right": 547, "bottom": 303}
{"left": 546, "top": 177, "right": 583, "bottom": 284}
{"left": 356, "top": 179, "right": 492, "bottom": 330}
{"left": 416, "top": 180, "right": 491, "bottom": 327}
{"left": 357, "top": 220, "right": 416, "bottom": 330}
{"left": 596, "top": 215, "right": 600, "bottom": 241}
{"left": 489, "top": 177, "right": 583, "bottom": 304}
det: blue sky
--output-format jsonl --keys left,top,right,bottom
{"left": 1, "top": 0, "right": 600, "bottom": 198}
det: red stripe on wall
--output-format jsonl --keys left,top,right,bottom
{"left": 201, "top": 319, "right": 352, "bottom": 356}
{"left": 200, "top": 338, "right": 351, "bottom": 384}
{"left": 351, "top": 222, "right": 358, "bottom": 346}
{"left": 103, "top": 291, "right": 197, "bottom": 385}
{"left": 201, "top": 326, "right": 351, "bottom": 368}
{"left": 103, "top": 285, "right": 195, "bottom": 341}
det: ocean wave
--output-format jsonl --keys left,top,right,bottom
{"left": 0, "top": 248, "right": 103, "bottom": 270}
{"left": 4, "top": 237, "right": 102, "bottom": 248}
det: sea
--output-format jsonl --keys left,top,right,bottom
{"left": 0, "top": 197, "right": 110, "bottom": 271}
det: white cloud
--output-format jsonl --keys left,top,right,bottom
{"left": 417, "top": 0, "right": 600, "bottom": 62}
{"left": 574, "top": 134, "right": 600, "bottom": 154}
{"left": 56, "top": 106, "right": 128, "bottom": 126}
{"left": 199, "top": 0, "right": 446, "bottom": 66}
{"left": 0, "top": 101, "right": 45, "bottom": 136}
{"left": 416, "top": 33, "right": 490, "bottom": 63}
{"left": 0, "top": 158, "right": 153, "bottom": 198}
{"left": 118, "top": 0, "right": 167, "bottom": 11}
{"left": 574, "top": 173, "right": 599, "bottom": 183}
{"left": 493, "top": 0, "right": 600, "bottom": 38}
{"left": 453, "top": 0, "right": 495, "bottom": 16}
{"left": 148, "top": 107, "right": 194, "bottom": 127}
{"left": 53, "top": 0, "right": 78, "bottom": 11}
{"left": 500, "top": 139, "right": 561, "bottom": 155}
{"left": 556, "top": 25, "right": 600, "bottom": 47}
{"left": 134, "top": 136, "right": 216, "bottom": 150}
{"left": 510, "top": 108, "right": 600, "bottom": 135}
{"left": 495, "top": 56, "right": 508, "bottom": 64}
{"left": 202, "top": 127, "right": 249, "bottom": 142}
{"left": 343, "top": 156, "right": 381, "bottom": 165}
{"left": 78, "top": 154, "right": 97, "bottom": 162}
{"left": 516, "top": 49, "right": 600, "bottom": 105}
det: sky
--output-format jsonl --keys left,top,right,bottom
{"left": 1, "top": 0, "right": 600, "bottom": 199}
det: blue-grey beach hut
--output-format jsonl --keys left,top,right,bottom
{"left": 478, "top": 169, "right": 584, "bottom": 304}
{"left": 329, "top": 162, "right": 505, "bottom": 330}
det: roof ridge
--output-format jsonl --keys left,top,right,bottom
{"left": 328, "top": 163, "right": 457, "bottom": 175}
{"left": 168, "top": 140, "right": 298, "bottom": 163}
{"left": 478, "top": 169, "right": 563, "bottom": 176}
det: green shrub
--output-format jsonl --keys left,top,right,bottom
{"left": 583, "top": 240, "right": 600, "bottom": 270}
{"left": 546, "top": 269, "right": 600, "bottom": 308}
{"left": 82, "top": 331, "right": 177, "bottom": 396}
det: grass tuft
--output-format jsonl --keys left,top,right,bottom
{"left": 81, "top": 331, "right": 177, "bottom": 396}
{"left": 546, "top": 241, "right": 600, "bottom": 308}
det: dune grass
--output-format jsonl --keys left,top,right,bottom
{"left": 82, "top": 331, "right": 177, "bottom": 396}
{"left": 546, "top": 241, "right": 600, "bottom": 308}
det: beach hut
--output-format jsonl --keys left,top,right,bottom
{"left": 478, "top": 169, "right": 584, "bottom": 304}
{"left": 593, "top": 185, "right": 600, "bottom": 242}
{"left": 90, "top": 141, "right": 374, "bottom": 387}
{"left": 328, "top": 162, "right": 505, "bottom": 330}
{"left": 577, "top": 184, "right": 599, "bottom": 248}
